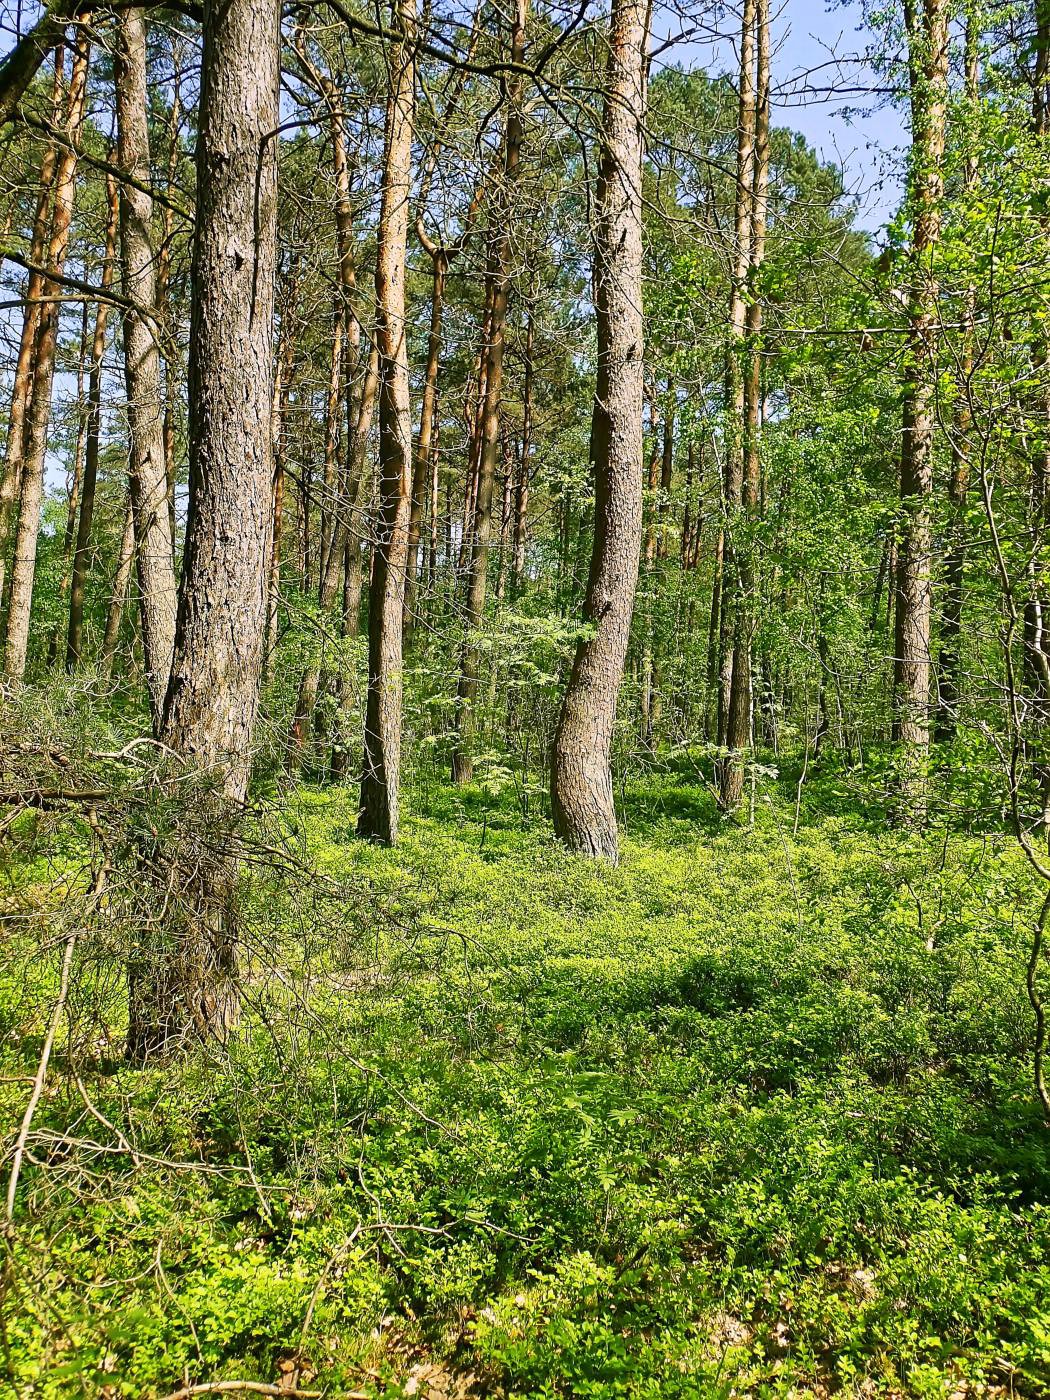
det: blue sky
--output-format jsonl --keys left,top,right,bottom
{"left": 655, "top": 0, "right": 907, "bottom": 232}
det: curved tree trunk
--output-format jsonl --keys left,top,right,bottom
{"left": 550, "top": 0, "right": 649, "bottom": 862}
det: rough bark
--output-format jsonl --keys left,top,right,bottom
{"left": 129, "top": 0, "right": 280, "bottom": 1058}
{"left": 115, "top": 6, "right": 178, "bottom": 727}
{"left": 892, "top": 0, "right": 948, "bottom": 824}
{"left": 357, "top": 0, "right": 416, "bottom": 843}
{"left": 550, "top": 0, "right": 649, "bottom": 862}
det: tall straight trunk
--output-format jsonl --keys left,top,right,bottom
{"left": 428, "top": 419, "right": 441, "bottom": 585}
{"left": 48, "top": 300, "right": 90, "bottom": 663}
{"left": 319, "top": 303, "right": 344, "bottom": 580}
{"left": 0, "top": 48, "right": 64, "bottom": 607}
{"left": 495, "top": 433, "right": 514, "bottom": 602}
{"left": 550, "top": 0, "right": 649, "bottom": 861}
{"left": 458, "top": 284, "right": 494, "bottom": 570}
{"left": 892, "top": 0, "right": 949, "bottom": 824}
{"left": 115, "top": 7, "right": 178, "bottom": 727}
{"left": 705, "top": 528, "right": 723, "bottom": 738}
{"left": 404, "top": 246, "right": 447, "bottom": 632}
{"left": 264, "top": 320, "right": 294, "bottom": 681}
{"left": 682, "top": 441, "right": 695, "bottom": 569}
{"left": 1025, "top": 0, "right": 1050, "bottom": 822}
{"left": 657, "top": 382, "right": 673, "bottom": 559}
{"left": 4, "top": 35, "right": 89, "bottom": 682}
{"left": 935, "top": 18, "right": 978, "bottom": 742}
{"left": 288, "top": 339, "right": 379, "bottom": 768}
{"left": 357, "top": 0, "right": 417, "bottom": 844}
{"left": 99, "top": 496, "right": 136, "bottom": 674}
{"left": 643, "top": 418, "right": 660, "bottom": 566}
{"left": 451, "top": 0, "right": 528, "bottom": 784}
{"left": 130, "top": 0, "right": 280, "bottom": 1058}
{"left": 719, "top": 0, "right": 769, "bottom": 810}
{"left": 512, "top": 311, "right": 534, "bottom": 587}
{"left": 716, "top": 0, "right": 756, "bottom": 750}
{"left": 158, "top": 52, "right": 183, "bottom": 528}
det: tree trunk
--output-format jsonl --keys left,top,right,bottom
{"left": 892, "top": 0, "right": 948, "bottom": 824}
{"left": 719, "top": 0, "right": 769, "bottom": 810}
{"left": 115, "top": 6, "right": 178, "bottom": 728}
{"left": 935, "top": 18, "right": 978, "bottom": 743}
{"left": 319, "top": 303, "right": 345, "bottom": 581}
{"left": 129, "top": 0, "right": 280, "bottom": 1059}
{"left": 550, "top": 0, "right": 649, "bottom": 862}
{"left": 715, "top": 0, "right": 756, "bottom": 755}
{"left": 48, "top": 300, "right": 89, "bottom": 664}
{"left": 264, "top": 319, "right": 294, "bottom": 682}
{"left": 451, "top": 0, "right": 528, "bottom": 784}
{"left": 288, "top": 339, "right": 378, "bottom": 770}
{"left": 512, "top": 311, "right": 534, "bottom": 587}
{"left": 4, "top": 35, "right": 89, "bottom": 682}
{"left": 357, "top": 0, "right": 416, "bottom": 843}
{"left": 0, "top": 48, "right": 64, "bottom": 607}
{"left": 99, "top": 496, "right": 136, "bottom": 675}
{"left": 404, "top": 249, "right": 447, "bottom": 635}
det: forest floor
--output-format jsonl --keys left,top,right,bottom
{"left": 5, "top": 763, "right": 1050, "bottom": 1398}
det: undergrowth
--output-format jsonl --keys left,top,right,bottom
{"left": 2, "top": 767, "right": 1050, "bottom": 1398}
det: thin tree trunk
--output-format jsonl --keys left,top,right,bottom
{"left": 4, "top": 35, "right": 89, "bottom": 682}
{"left": 288, "top": 340, "right": 378, "bottom": 770}
{"left": 550, "top": 0, "right": 649, "bottom": 861}
{"left": 451, "top": 0, "right": 528, "bottom": 784}
{"left": 264, "top": 321, "right": 293, "bottom": 681}
{"left": 319, "top": 303, "right": 344, "bottom": 581}
{"left": 512, "top": 311, "right": 534, "bottom": 587}
{"left": 0, "top": 48, "right": 64, "bottom": 607}
{"left": 404, "top": 248, "right": 447, "bottom": 634}
{"left": 115, "top": 6, "right": 178, "bottom": 727}
{"left": 48, "top": 299, "right": 89, "bottom": 664}
{"left": 715, "top": 0, "right": 756, "bottom": 753}
{"left": 357, "top": 0, "right": 416, "bottom": 842}
{"left": 657, "top": 382, "right": 673, "bottom": 559}
{"left": 99, "top": 496, "right": 136, "bottom": 675}
{"left": 935, "top": 18, "right": 978, "bottom": 743}
{"left": 720, "top": 0, "right": 768, "bottom": 810}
